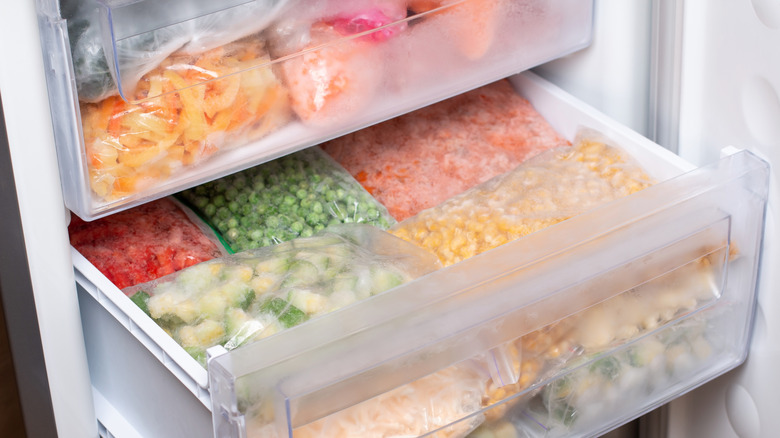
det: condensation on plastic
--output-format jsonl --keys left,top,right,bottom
{"left": 177, "top": 147, "right": 396, "bottom": 253}
{"left": 390, "top": 132, "right": 656, "bottom": 267}
{"left": 122, "top": 224, "right": 441, "bottom": 367}
{"left": 207, "top": 150, "right": 768, "bottom": 438}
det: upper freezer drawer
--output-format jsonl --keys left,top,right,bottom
{"left": 39, "top": 0, "right": 593, "bottom": 220}
{"left": 72, "top": 72, "right": 770, "bottom": 438}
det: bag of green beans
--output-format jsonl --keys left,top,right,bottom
{"left": 178, "top": 147, "right": 395, "bottom": 253}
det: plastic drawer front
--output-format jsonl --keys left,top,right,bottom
{"left": 38, "top": 0, "right": 593, "bottom": 220}
{"left": 72, "top": 72, "right": 769, "bottom": 438}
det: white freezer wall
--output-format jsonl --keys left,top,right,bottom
{"left": 536, "top": 1, "right": 780, "bottom": 437}
{"left": 0, "top": 1, "right": 97, "bottom": 437}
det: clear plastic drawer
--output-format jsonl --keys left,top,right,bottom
{"left": 38, "top": 0, "right": 593, "bottom": 220}
{"left": 206, "top": 146, "right": 768, "bottom": 437}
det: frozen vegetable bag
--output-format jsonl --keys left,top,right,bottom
{"left": 391, "top": 133, "right": 656, "bottom": 266}
{"left": 68, "top": 197, "right": 227, "bottom": 289}
{"left": 124, "top": 224, "right": 441, "bottom": 366}
{"left": 178, "top": 147, "right": 396, "bottom": 253}
{"left": 62, "top": 0, "right": 290, "bottom": 101}
{"left": 76, "top": 28, "right": 292, "bottom": 202}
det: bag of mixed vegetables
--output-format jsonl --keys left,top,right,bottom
{"left": 124, "top": 224, "right": 442, "bottom": 366}
{"left": 178, "top": 147, "right": 395, "bottom": 253}
{"left": 63, "top": 0, "right": 290, "bottom": 102}
{"left": 79, "top": 31, "right": 292, "bottom": 202}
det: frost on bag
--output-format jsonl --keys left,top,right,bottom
{"left": 391, "top": 132, "right": 656, "bottom": 267}
{"left": 63, "top": 0, "right": 289, "bottom": 102}
{"left": 178, "top": 147, "right": 395, "bottom": 253}
{"left": 266, "top": 0, "right": 408, "bottom": 126}
{"left": 124, "top": 224, "right": 441, "bottom": 367}
{"left": 80, "top": 33, "right": 291, "bottom": 202}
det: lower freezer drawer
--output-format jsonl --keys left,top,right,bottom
{"left": 72, "top": 72, "right": 770, "bottom": 438}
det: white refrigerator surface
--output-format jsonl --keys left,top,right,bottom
{"left": 535, "top": 1, "right": 779, "bottom": 437}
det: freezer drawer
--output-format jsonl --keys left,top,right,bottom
{"left": 39, "top": 0, "right": 593, "bottom": 221}
{"left": 73, "top": 72, "right": 769, "bottom": 438}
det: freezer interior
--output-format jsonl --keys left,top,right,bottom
{"left": 69, "top": 68, "right": 770, "bottom": 438}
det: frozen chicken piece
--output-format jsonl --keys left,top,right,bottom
{"left": 80, "top": 34, "right": 291, "bottom": 201}
{"left": 391, "top": 137, "right": 654, "bottom": 266}
{"left": 68, "top": 197, "right": 225, "bottom": 289}
{"left": 124, "top": 224, "right": 441, "bottom": 366}
{"left": 322, "top": 79, "right": 570, "bottom": 221}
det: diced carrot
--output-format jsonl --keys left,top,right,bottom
{"left": 112, "top": 174, "right": 138, "bottom": 194}
{"left": 107, "top": 97, "right": 126, "bottom": 135}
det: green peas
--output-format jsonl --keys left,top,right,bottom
{"left": 216, "top": 207, "right": 231, "bottom": 220}
{"left": 291, "top": 221, "right": 304, "bottom": 233}
{"left": 226, "top": 228, "right": 240, "bottom": 241}
{"left": 265, "top": 216, "right": 280, "bottom": 229}
{"left": 178, "top": 148, "right": 396, "bottom": 253}
{"left": 225, "top": 187, "right": 239, "bottom": 201}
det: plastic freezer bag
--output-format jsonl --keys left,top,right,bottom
{"left": 80, "top": 33, "right": 291, "bottom": 202}
{"left": 177, "top": 147, "right": 395, "bottom": 253}
{"left": 321, "top": 79, "right": 571, "bottom": 221}
{"left": 391, "top": 134, "right": 656, "bottom": 266}
{"left": 68, "top": 197, "right": 227, "bottom": 289}
{"left": 63, "top": 0, "right": 290, "bottom": 102}
{"left": 245, "top": 360, "right": 491, "bottom": 438}
{"left": 264, "top": 0, "right": 408, "bottom": 126}
{"left": 124, "top": 224, "right": 441, "bottom": 366}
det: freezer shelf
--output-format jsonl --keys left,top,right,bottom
{"left": 72, "top": 72, "right": 770, "bottom": 438}
{"left": 39, "top": 0, "right": 593, "bottom": 220}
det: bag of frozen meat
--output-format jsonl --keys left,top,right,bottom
{"left": 68, "top": 197, "right": 227, "bottom": 289}
{"left": 124, "top": 224, "right": 441, "bottom": 367}
{"left": 321, "top": 79, "right": 570, "bottom": 221}
{"left": 390, "top": 132, "right": 655, "bottom": 266}
{"left": 177, "top": 147, "right": 396, "bottom": 253}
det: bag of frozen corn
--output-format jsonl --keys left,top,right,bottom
{"left": 124, "top": 224, "right": 441, "bottom": 366}
{"left": 390, "top": 133, "right": 655, "bottom": 267}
